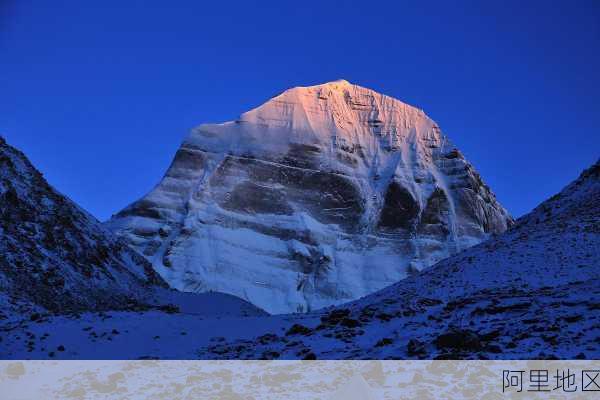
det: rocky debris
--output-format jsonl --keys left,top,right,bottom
{"left": 407, "top": 339, "right": 427, "bottom": 358}
{"left": 257, "top": 334, "right": 279, "bottom": 345}
{"left": 285, "top": 324, "right": 312, "bottom": 336}
{"left": 260, "top": 350, "right": 281, "bottom": 360}
{"left": 374, "top": 338, "right": 393, "bottom": 347}
{"left": 318, "top": 309, "right": 352, "bottom": 328}
{"left": 434, "top": 329, "right": 482, "bottom": 352}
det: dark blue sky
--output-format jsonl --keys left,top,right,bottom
{"left": 2, "top": 1, "right": 599, "bottom": 220}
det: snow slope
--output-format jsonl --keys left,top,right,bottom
{"left": 0, "top": 293, "right": 273, "bottom": 359}
{"left": 2, "top": 156, "right": 595, "bottom": 361}
{"left": 108, "top": 80, "right": 512, "bottom": 314}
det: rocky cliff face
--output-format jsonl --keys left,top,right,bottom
{"left": 0, "top": 137, "right": 167, "bottom": 313}
{"left": 108, "top": 80, "right": 512, "bottom": 314}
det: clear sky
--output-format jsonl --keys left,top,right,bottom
{"left": 1, "top": 1, "right": 599, "bottom": 221}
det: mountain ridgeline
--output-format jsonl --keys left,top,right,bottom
{"left": 0, "top": 137, "right": 167, "bottom": 313}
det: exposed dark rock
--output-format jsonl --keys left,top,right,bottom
{"left": 321, "top": 309, "right": 351, "bottom": 326}
{"left": 340, "top": 318, "right": 361, "bottom": 328}
{"left": 407, "top": 339, "right": 427, "bottom": 357}
{"left": 220, "top": 181, "right": 293, "bottom": 215}
{"left": 375, "top": 338, "right": 393, "bottom": 347}
{"left": 444, "top": 149, "right": 463, "bottom": 159}
{"left": 484, "top": 344, "right": 502, "bottom": 354}
{"left": 434, "top": 329, "right": 482, "bottom": 352}
{"left": 375, "top": 312, "right": 393, "bottom": 322}
{"left": 562, "top": 315, "right": 583, "bottom": 323}
{"left": 418, "top": 187, "right": 451, "bottom": 236}
{"left": 472, "top": 302, "right": 530, "bottom": 315}
{"left": 260, "top": 350, "right": 281, "bottom": 360}
{"left": 285, "top": 324, "right": 312, "bottom": 336}
{"left": 377, "top": 181, "right": 419, "bottom": 230}
{"left": 257, "top": 334, "right": 279, "bottom": 345}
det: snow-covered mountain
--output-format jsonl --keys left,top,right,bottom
{"left": 108, "top": 80, "right": 512, "bottom": 314}
{"left": 200, "top": 159, "right": 600, "bottom": 359}
{"left": 0, "top": 137, "right": 169, "bottom": 313}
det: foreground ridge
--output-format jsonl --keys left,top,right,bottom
{"left": 0, "top": 137, "right": 167, "bottom": 313}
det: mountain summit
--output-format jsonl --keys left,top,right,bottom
{"left": 109, "top": 81, "right": 512, "bottom": 313}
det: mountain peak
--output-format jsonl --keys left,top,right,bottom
{"left": 291, "top": 79, "right": 353, "bottom": 91}
{"left": 321, "top": 78, "right": 352, "bottom": 87}
{"left": 205, "top": 79, "right": 426, "bottom": 150}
